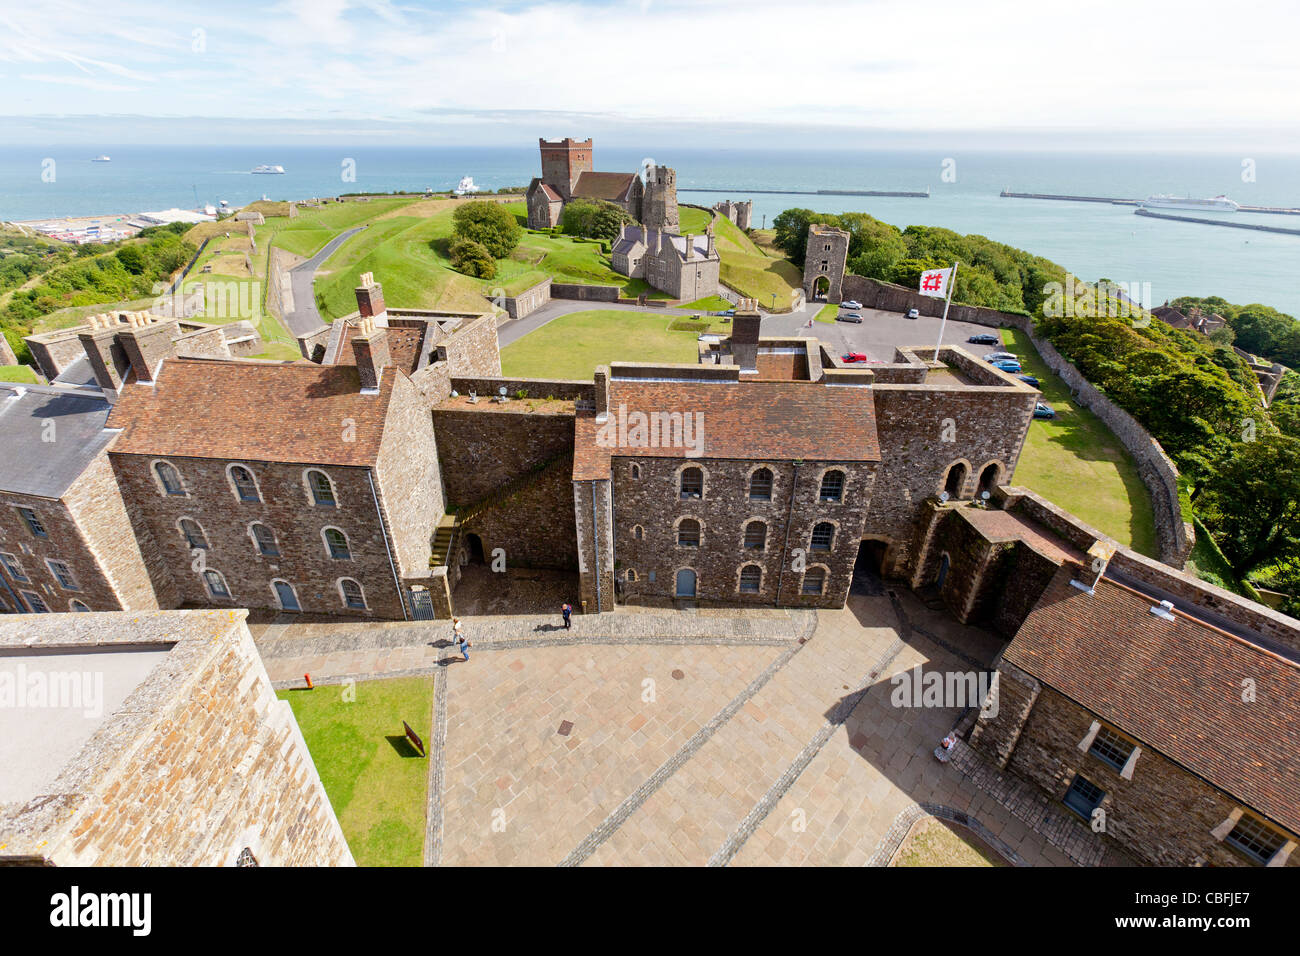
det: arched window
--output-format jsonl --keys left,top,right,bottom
{"left": 819, "top": 470, "right": 844, "bottom": 503}
{"left": 802, "top": 567, "right": 826, "bottom": 595}
{"left": 70, "top": 600, "right": 91, "bottom": 612}
{"left": 749, "top": 468, "right": 773, "bottom": 501}
{"left": 626, "top": 569, "right": 638, "bottom": 582}
{"left": 630, "top": 463, "right": 641, "bottom": 479}
{"left": 943, "top": 462, "right": 968, "bottom": 498}
{"left": 744, "top": 520, "right": 767, "bottom": 550}
{"left": 739, "top": 564, "right": 762, "bottom": 594}
{"left": 180, "top": 518, "right": 207, "bottom": 550}
{"left": 680, "top": 467, "right": 703, "bottom": 499}
{"left": 155, "top": 461, "right": 184, "bottom": 496}
{"left": 811, "top": 522, "right": 835, "bottom": 552}
{"left": 251, "top": 523, "right": 279, "bottom": 557}
{"left": 340, "top": 578, "right": 366, "bottom": 609}
{"left": 324, "top": 528, "right": 351, "bottom": 560}
{"left": 307, "top": 469, "right": 336, "bottom": 507}
{"left": 978, "top": 463, "right": 1001, "bottom": 497}
{"left": 203, "top": 570, "right": 230, "bottom": 598}
{"left": 230, "top": 465, "right": 260, "bottom": 502}
{"left": 677, "top": 518, "right": 700, "bottom": 548}
{"left": 632, "top": 525, "right": 644, "bottom": 540}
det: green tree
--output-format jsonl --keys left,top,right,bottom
{"left": 451, "top": 201, "right": 521, "bottom": 259}
{"left": 560, "top": 199, "right": 632, "bottom": 241}
{"left": 448, "top": 238, "right": 496, "bottom": 279}
{"left": 1197, "top": 434, "right": 1300, "bottom": 576}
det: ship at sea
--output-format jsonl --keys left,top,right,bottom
{"left": 1141, "top": 194, "right": 1239, "bottom": 212}
{"left": 252, "top": 164, "right": 285, "bottom": 175}
{"left": 91, "top": 155, "right": 111, "bottom": 162}
{"left": 453, "top": 175, "right": 480, "bottom": 196}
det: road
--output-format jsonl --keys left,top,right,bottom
{"left": 282, "top": 226, "right": 366, "bottom": 337}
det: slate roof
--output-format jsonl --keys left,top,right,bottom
{"left": 571, "top": 171, "right": 638, "bottom": 203}
{"left": 1005, "top": 565, "right": 1300, "bottom": 835}
{"left": 0, "top": 385, "right": 115, "bottom": 498}
{"left": 573, "top": 378, "right": 880, "bottom": 480}
{"left": 106, "top": 358, "right": 394, "bottom": 466}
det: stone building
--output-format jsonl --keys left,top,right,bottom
{"left": 713, "top": 199, "right": 753, "bottom": 230}
{"left": 0, "top": 608, "right": 353, "bottom": 865}
{"left": 0, "top": 382, "right": 166, "bottom": 615}
{"left": 524, "top": 137, "right": 680, "bottom": 233}
{"left": 610, "top": 224, "right": 722, "bottom": 300}
{"left": 803, "top": 224, "right": 849, "bottom": 303}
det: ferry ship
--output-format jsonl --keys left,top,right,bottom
{"left": 92, "top": 155, "right": 111, "bottom": 162}
{"left": 454, "top": 176, "right": 480, "bottom": 196}
{"left": 1141, "top": 194, "right": 1239, "bottom": 212}
{"left": 252, "top": 164, "right": 285, "bottom": 175}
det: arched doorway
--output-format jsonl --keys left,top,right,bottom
{"left": 851, "top": 539, "right": 889, "bottom": 596}
{"left": 936, "top": 553, "right": 951, "bottom": 589}
{"left": 943, "top": 462, "right": 968, "bottom": 499}
{"left": 978, "top": 463, "right": 1002, "bottom": 498}
{"left": 814, "top": 275, "right": 830, "bottom": 300}
{"left": 675, "top": 568, "right": 697, "bottom": 598}
{"left": 464, "top": 532, "right": 485, "bottom": 564}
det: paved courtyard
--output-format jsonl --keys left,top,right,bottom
{"left": 253, "top": 590, "right": 1113, "bottom": 867}
{"left": 763, "top": 304, "right": 1000, "bottom": 364}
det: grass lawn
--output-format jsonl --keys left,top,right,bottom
{"left": 677, "top": 205, "right": 713, "bottom": 234}
{"left": 711, "top": 215, "right": 801, "bottom": 310}
{"left": 0, "top": 364, "right": 39, "bottom": 383}
{"left": 814, "top": 303, "right": 838, "bottom": 324}
{"left": 999, "top": 327, "right": 1158, "bottom": 556}
{"left": 278, "top": 675, "right": 433, "bottom": 867}
{"left": 501, "top": 309, "right": 701, "bottom": 379}
{"left": 678, "top": 295, "right": 733, "bottom": 312}
{"left": 891, "top": 818, "right": 1008, "bottom": 867}
{"left": 249, "top": 341, "right": 304, "bottom": 361}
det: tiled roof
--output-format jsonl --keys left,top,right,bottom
{"left": 956, "top": 507, "right": 1086, "bottom": 564}
{"left": 571, "top": 171, "right": 637, "bottom": 202}
{"left": 335, "top": 322, "right": 425, "bottom": 373}
{"left": 106, "top": 358, "right": 394, "bottom": 466}
{"left": 573, "top": 378, "right": 880, "bottom": 480}
{"left": 1005, "top": 566, "right": 1300, "bottom": 835}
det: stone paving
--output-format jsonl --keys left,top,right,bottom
{"left": 255, "top": 592, "right": 1104, "bottom": 866}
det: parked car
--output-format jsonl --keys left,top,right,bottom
{"left": 841, "top": 352, "right": 869, "bottom": 363}
{"left": 1017, "top": 374, "right": 1040, "bottom": 387}
{"left": 905, "top": 308, "right": 920, "bottom": 319}
{"left": 967, "top": 333, "right": 1000, "bottom": 345}
{"left": 984, "top": 351, "right": 1017, "bottom": 362}
{"left": 838, "top": 312, "right": 863, "bottom": 323}
{"left": 718, "top": 309, "right": 736, "bottom": 317}
{"left": 841, "top": 299, "right": 862, "bottom": 310}
{"left": 991, "top": 359, "right": 1022, "bottom": 373}
{"left": 1033, "top": 402, "right": 1056, "bottom": 419}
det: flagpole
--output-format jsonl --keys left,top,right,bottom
{"left": 934, "top": 260, "right": 959, "bottom": 362}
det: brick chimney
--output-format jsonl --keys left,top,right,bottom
{"left": 78, "top": 313, "right": 132, "bottom": 400}
{"left": 117, "top": 311, "right": 180, "bottom": 383}
{"left": 352, "top": 317, "right": 390, "bottom": 392}
{"left": 593, "top": 366, "right": 610, "bottom": 422}
{"left": 731, "top": 298, "right": 762, "bottom": 372}
{"left": 682, "top": 234, "right": 693, "bottom": 260}
{"left": 355, "top": 272, "right": 387, "bottom": 326}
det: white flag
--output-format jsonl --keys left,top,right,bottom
{"left": 918, "top": 267, "right": 952, "bottom": 299}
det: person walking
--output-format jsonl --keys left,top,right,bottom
{"left": 457, "top": 633, "right": 471, "bottom": 663}
{"left": 561, "top": 602, "right": 572, "bottom": 630}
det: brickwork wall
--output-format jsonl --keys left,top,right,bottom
{"left": 41, "top": 615, "right": 354, "bottom": 866}
{"left": 501, "top": 278, "right": 552, "bottom": 320}
{"left": 867, "top": 385, "right": 1034, "bottom": 577}
{"left": 0, "top": 492, "right": 123, "bottom": 613}
{"left": 551, "top": 283, "right": 620, "bottom": 302}
{"left": 803, "top": 227, "right": 849, "bottom": 303}
{"left": 442, "top": 315, "right": 502, "bottom": 377}
{"left": 611, "top": 457, "right": 874, "bottom": 607}
{"left": 374, "top": 374, "right": 445, "bottom": 581}
{"left": 462, "top": 455, "right": 578, "bottom": 571}
{"left": 574, "top": 479, "right": 614, "bottom": 613}
{"left": 110, "top": 454, "right": 405, "bottom": 619}
{"left": 432, "top": 407, "right": 574, "bottom": 506}
{"left": 172, "top": 325, "right": 231, "bottom": 360}
{"left": 986, "top": 682, "right": 1299, "bottom": 867}
{"left": 24, "top": 331, "right": 87, "bottom": 380}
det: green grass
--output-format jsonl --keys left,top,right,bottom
{"left": 814, "top": 303, "right": 838, "bottom": 324}
{"left": 1185, "top": 516, "right": 1263, "bottom": 601}
{"left": 999, "top": 327, "right": 1158, "bottom": 556}
{"left": 501, "top": 309, "right": 701, "bottom": 379}
{"left": 677, "top": 295, "right": 733, "bottom": 312}
{"left": 709, "top": 214, "right": 801, "bottom": 310}
{"left": 676, "top": 206, "right": 713, "bottom": 234}
{"left": 278, "top": 676, "right": 433, "bottom": 867}
{"left": 249, "top": 341, "right": 304, "bottom": 361}
{"left": 0, "top": 364, "right": 39, "bottom": 383}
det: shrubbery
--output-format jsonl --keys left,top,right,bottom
{"left": 560, "top": 199, "right": 632, "bottom": 242}
{"left": 450, "top": 201, "right": 520, "bottom": 258}
{"left": 449, "top": 238, "right": 496, "bottom": 279}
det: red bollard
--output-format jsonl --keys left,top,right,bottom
{"left": 304, "top": 673, "right": 314, "bottom": 690}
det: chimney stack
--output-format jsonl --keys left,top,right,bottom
{"left": 682, "top": 234, "right": 692, "bottom": 260}
{"left": 118, "top": 311, "right": 180, "bottom": 383}
{"left": 355, "top": 272, "right": 387, "bottom": 327}
{"left": 706, "top": 225, "right": 716, "bottom": 259}
{"left": 78, "top": 314, "right": 131, "bottom": 400}
{"left": 352, "top": 316, "right": 390, "bottom": 392}
{"left": 731, "top": 298, "right": 762, "bottom": 372}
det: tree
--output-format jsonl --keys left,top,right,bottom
{"left": 451, "top": 201, "right": 520, "bottom": 258}
{"left": 449, "top": 238, "right": 496, "bottom": 279}
{"left": 560, "top": 199, "right": 631, "bottom": 241}
{"left": 115, "top": 245, "right": 146, "bottom": 275}
{"left": 771, "top": 208, "right": 840, "bottom": 264}
{"left": 1197, "top": 434, "right": 1300, "bottom": 576}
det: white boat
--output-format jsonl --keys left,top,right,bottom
{"left": 252, "top": 164, "right": 285, "bottom": 175}
{"left": 453, "top": 176, "right": 480, "bottom": 196}
{"left": 1141, "top": 194, "right": 1239, "bottom": 212}
{"left": 92, "top": 155, "right": 111, "bottom": 162}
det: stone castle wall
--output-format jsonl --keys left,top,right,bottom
{"left": 499, "top": 278, "right": 552, "bottom": 320}
{"left": 432, "top": 407, "right": 575, "bottom": 507}
{"left": 374, "top": 373, "right": 446, "bottom": 582}
{"left": 0, "top": 490, "right": 124, "bottom": 613}
{"left": 551, "top": 283, "right": 620, "bottom": 303}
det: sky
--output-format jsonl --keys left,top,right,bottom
{"left": 1, "top": 0, "right": 1298, "bottom": 149}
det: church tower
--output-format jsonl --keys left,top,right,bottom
{"left": 538, "top": 137, "right": 593, "bottom": 201}
{"left": 641, "top": 164, "right": 679, "bottom": 232}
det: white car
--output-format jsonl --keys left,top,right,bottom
{"left": 841, "top": 299, "right": 862, "bottom": 310}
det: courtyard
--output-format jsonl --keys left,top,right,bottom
{"left": 251, "top": 582, "right": 1115, "bottom": 867}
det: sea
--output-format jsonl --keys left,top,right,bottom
{"left": 2, "top": 145, "right": 1297, "bottom": 315}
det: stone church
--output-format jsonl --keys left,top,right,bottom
{"left": 525, "top": 137, "right": 679, "bottom": 231}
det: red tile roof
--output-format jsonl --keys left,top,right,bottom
{"left": 571, "top": 171, "right": 637, "bottom": 203}
{"left": 573, "top": 378, "right": 879, "bottom": 480}
{"left": 106, "top": 358, "right": 395, "bottom": 466}
{"left": 335, "top": 322, "right": 425, "bottom": 373}
{"left": 1006, "top": 566, "right": 1300, "bottom": 835}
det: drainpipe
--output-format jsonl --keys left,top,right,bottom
{"left": 367, "top": 468, "right": 409, "bottom": 621}
{"left": 775, "top": 461, "right": 801, "bottom": 603}
{"left": 590, "top": 481, "right": 603, "bottom": 612}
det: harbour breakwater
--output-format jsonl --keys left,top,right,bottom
{"left": 679, "top": 187, "right": 929, "bottom": 198}
{"left": 1000, "top": 189, "right": 1300, "bottom": 216}
{"left": 1133, "top": 208, "right": 1300, "bottom": 237}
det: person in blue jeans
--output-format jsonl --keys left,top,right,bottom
{"left": 457, "top": 634, "right": 471, "bottom": 662}
{"left": 561, "top": 602, "right": 572, "bottom": 630}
